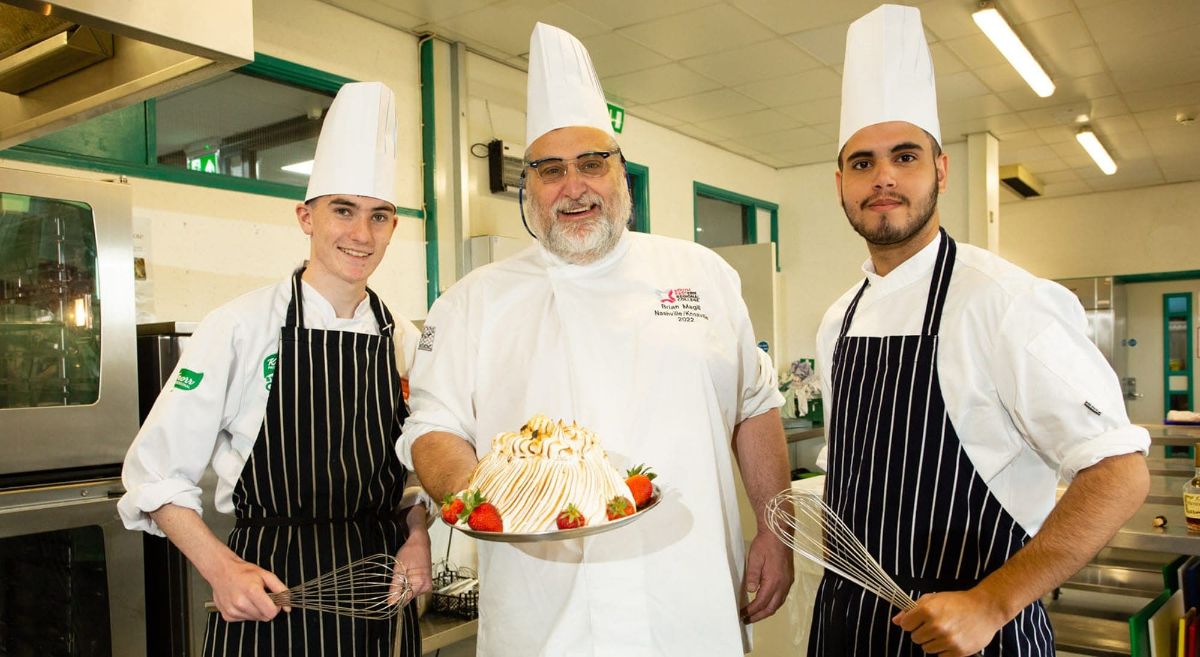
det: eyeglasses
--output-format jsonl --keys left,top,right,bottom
{"left": 524, "top": 150, "right": 620, "bottom": 183}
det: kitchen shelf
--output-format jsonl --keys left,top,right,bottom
{"left": 417, "top": 611, "right": 477, "bottom": 653}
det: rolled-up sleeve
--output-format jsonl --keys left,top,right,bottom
{"left": 118, "top": 311, "right": 241, "bottom": 536}
{"left": 397, "top": 291, "right": 478, "bottom": 468}
{"left": 991, "top": 281, "right": 1150, "bottom": 482}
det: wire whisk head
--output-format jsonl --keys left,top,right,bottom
{"left": 766, "top": 488, "right": 916, "bottom": 612}
{"left": 269, "top": 553, "right": 414, "bottom": 620}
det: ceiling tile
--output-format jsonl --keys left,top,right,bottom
{"left": 617, "top": 4, "right": 776, "bottom": 60}
{"left": 943, "top": 33, "right": 1008, "bottom": 69}
{"left": 996, "top": 130, "right": 1046, "bottom": 153}
{"left": 1143, "top": 125, "right": 1200, "bottom": 158}
{"left": 938, "top": 94, "right": 1011, "bottom": 122}
{"left": 929, "top": 42, "right": 967, "bottom": 77}
{"left": 696, "top": 109, "right": 802, "bottom": 140}
{"left": 1041, "top": 181, "right": 1093, "bottom": 197}
{"left": 438, "top": 1, "right": 611, "bottom": 55}
{"left": 1134, "top": 109, "right": 1200, "bottom": 132}
{"left": 974, "top": 63, "right": 1027, "bottom": 94}
{"left": 1021, "top": 157, "right": 1072, "bottom": 175}
{"left": 1037, "top": 169, "right": 1083, "bottom": 185}
{"left": 1019, "top": 102, "right": 1097, "bottom": 129}
{"left": 937, "top": 71, "right": 991, "bottom": 101}
{"left": 326, "top": 0, "right": 426, "bottom": 29}
{"left": 716, "top": 139, "right": 764, "bottom": 158}
{"left": 784, "top": 22, "right": 847, "bottom": 67}
{"left": 1021, "top": 12, "right": 1093, "bottom": 52}
{"left": 1080, "top": 0, "right": 1200, "bottom": 44}
{"left": 1123, "top": 82, "right": 1200, "bottom": 113}
{"left": 775, "top": 144, "right": 837, "bottom": 167}
{"left": 1088, "top": 95, "right": 1131, "bottom": 120}
{"left": 736, "top": 67, "right": 842, "bottom": 106}
{"left": 643, "top": 89, "right": 765, "bottom": 125}
{"left": 1158, "top": 155, "right": 1200, "bottom": 183}
{"left": 777, "top": 96, "right": 842, "bottom": 125}
{"left": 1099, "top": 30, "right": 1200, "bottom": 93}
{"left": 741, "top": 126, "right": 829, "bottom": 153}
{"left": 919, "top": 0, "right": 981, "bottom": 41}
{"left": 730, "top": 0, "right": 884, "bottom": 35}
{"left": 670, "top": 122, "right": 724, "bottom": 145}
{"left": 753, "top": 154, "right": 793, "bottom": 168}
{"left": 561, "top": 0, "right": 721, "bottom": 30}
{"left": 1000, "top": 0, "right": 1075, "bottom": 24}
{"left": 1052, "top": 46, "right": 1107, "bottom": 79}
{"left": 603, "top": 63, "right": 722, "bottom": 105}
{"left": 582, "top": 33, "right": 671, "bottom": 77}
{"left": 1034, "top": 124, "right": 1079, "bottom": 145}
{"left": 681, "top": 39, "right": 822, "bottom": 87}
{"left": 626, "top": 105, "right": 687, "bottom": 128}
{"left": 387, "top": 0, "right": 500, "bottom": 23}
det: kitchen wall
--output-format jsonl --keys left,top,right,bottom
{"left": 999, "top": 179, "right": 1200, "bottom": 280}
{"left": 1122, "top": 279, "right": 1200, "bottom": 424}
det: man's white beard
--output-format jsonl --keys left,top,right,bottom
{"left": 525, "top": 184, "right": 632, "bottom": 265}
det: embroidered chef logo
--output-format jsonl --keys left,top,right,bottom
{"left": 173, "top": 368, "right": 204, "bottom": 391}
{"left": 262, "top": 353, "right": 277, "bottom": 391}
{"left": 417, "top": 325, "right": 436, "bottom": 352}
{"left": 654, "top": 287, "right": 708, "bottom": 323}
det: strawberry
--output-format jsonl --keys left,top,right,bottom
{"left": 606, "top": 496, "right": 635, "bottom": 521}
{"left": 555, "top": 504, "right": 586, "bottom": 530}
{"left": 440, "top": 493, "right": 465, "bottom": 525}
{"left": 625, "top": 464, "right": 657, "bottom": 508}
{"left": 465, "top": 490, "right": 504, "bottom": 532}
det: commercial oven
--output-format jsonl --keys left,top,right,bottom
{"left": 0, "top": 165, "right": 145, "bottom": 656}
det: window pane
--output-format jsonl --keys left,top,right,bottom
{"left": 0, "top": 193, "right": 101, "bottom": 408}
{"left": 695, "top": 195, "right": 746, "bottom": 248}
{"left": 155, "top": 72, "right": 334, "bottom": 186}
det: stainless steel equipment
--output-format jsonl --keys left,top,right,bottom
{"left": 0, "top": 166, "right": 139, "bottom": 477}
{"left": 137, "top": 321, "right": 235, "bottom": 657}
{"left": 0, "top": 477, "right": 145, "bottom": 656}
{"left": 1057, "top": 276, "right": 1129, "bottom": 393}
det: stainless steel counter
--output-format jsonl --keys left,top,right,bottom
{"left": 416, "top": 611, "right": 477, "bottom": 654}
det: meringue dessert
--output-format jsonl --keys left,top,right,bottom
{"left": 467, "top": 415, "right": 635, "bottom": 533}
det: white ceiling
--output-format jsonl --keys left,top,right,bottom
{"left": 322, "top": 0, "right": 1200, "bottom": 200}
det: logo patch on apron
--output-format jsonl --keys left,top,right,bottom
{"left": 174, "top": 368, "right": 204, "bottom": 391}
{"left": 263, "top": 353, "right": 277, "bottom": 391}
{"left": 418, "top": 325, "right": 436, "bottom": 352}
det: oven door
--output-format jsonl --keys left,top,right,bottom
{"left": 0, "top": 477, "right": 145, "bottom": 656}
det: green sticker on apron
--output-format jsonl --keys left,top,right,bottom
{"left": 174, "top": 368, "right": 204, "bottom": 391}
{"left": 263, "top": 353, "right": 277, "bottom": 391}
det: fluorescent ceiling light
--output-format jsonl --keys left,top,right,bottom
{"left": 1076, "top": 127, "right": 1117, "bottom": 175}
{"left": 281, "top": 159, "right": 314, "bottom": 175}
{"left": 972, "top": 3, "right": 1055, "bottom": 98}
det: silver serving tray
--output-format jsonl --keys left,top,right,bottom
{"left": 447, "top": 486, "right": 663, "bottom": 543}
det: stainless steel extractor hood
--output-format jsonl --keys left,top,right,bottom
{"left": 0, "top": 0, "right": 254, "bottom": 149}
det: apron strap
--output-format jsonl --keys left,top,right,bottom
{"left": 921, "top": 227, "right": 957, "bottom": 337}
{"left": 285, "top": 267, "right": 395, "bottom": 337}
{"left": 837, "top": 278, "right": 871, "bottom": 341}
{"left": 286, "top": 266, "right": 306, "bottom": 329}
{"left": 365, "top": 286, "right": 395, "bottom": 337}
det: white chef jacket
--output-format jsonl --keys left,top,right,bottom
{"left": 119, "top": 275, "right": 421, "bottom": 537}
{"left": 399, "top": 230, "right": 783, "bottom": 657}
{"left": 815, "top": 232, "right": 1149, "bottom": 536}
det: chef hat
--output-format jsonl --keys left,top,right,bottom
{"left": 526, "top": 22, "right": 614, "bottom": 146}
{"left": 838, "top": 4, "right": 940, "bottom": 152}
{"left": 305, "top": 81, "right": 397, "bottom": 207}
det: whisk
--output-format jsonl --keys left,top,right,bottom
{"left": 766, "top": 489, "right": 916, "bottom": 611}
{"left": 205, "top": 553, "right": 413, "bottom": 620}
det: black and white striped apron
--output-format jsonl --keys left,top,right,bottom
{"left": 204, "top": 269, "right": 421, "bottom": 657}
{"left": 809, "top": 229, "right": 1054, "bottom": 656}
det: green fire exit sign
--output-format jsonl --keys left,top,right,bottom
{"left": 608, "top": 102, "right": 625, "bottom": 134}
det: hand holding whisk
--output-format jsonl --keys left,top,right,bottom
{"left": 765, "top": 489, "right": 916, "bottom": 612}
{"left": 206, "top": 553, "right": 414, "bottom": 620}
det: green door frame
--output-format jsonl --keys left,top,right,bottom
{"left": 1163, "top": 292, "right": 1194, "bottom": 416}
{"left": 692, "top": 181, "right": 780, "bottom": 271}
{"left": 625, "top": 160, "right": 650, "bottom": 232}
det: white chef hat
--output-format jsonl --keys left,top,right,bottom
{"left": 305, "top": 81, "right": 397, "bottom": 207}
{"left": 838, "top": 4, "right": 940, "bottom": 152}
{"left": 526, "top": 22, "right": 614, "bottom": 146}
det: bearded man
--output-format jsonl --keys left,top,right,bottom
{"left": 397, "top": 22, "right": 793, "bottom": 657}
